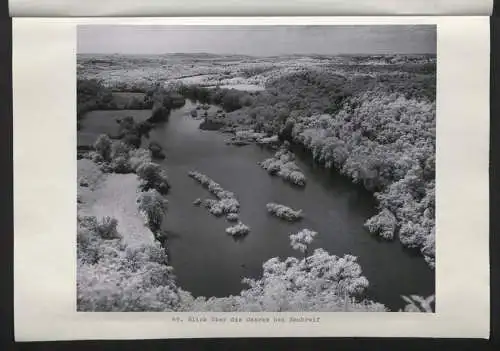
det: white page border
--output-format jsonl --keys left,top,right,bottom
{"left": 13, "top": 16, "right": 490, "bottom": 341}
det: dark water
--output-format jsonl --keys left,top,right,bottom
{"left": 148, "top": 100, "right": 434, "bottom": 311}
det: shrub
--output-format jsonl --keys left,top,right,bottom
{"left": 225, "top": 222, "right": 250, "bottom": 237}
{"left": 149, "top": 103, "right": 171, "bottom": 123}
{"left": 117, "top": 117, "right": 143, "bottom": 148}
{"left": 290, "top": 229, "right": 317, "bottom": 256}
{"left": 111, "top": 141, "right": 131, "bottom": 160}
{"left": 96, "top": 216, "right": 120, "bottom": 240}
{"left": 188, "top": 171, "right": 240, "bottom": 217}
{"left": 266, "top": 203, "right": 303, "bottom": 221}
{"left": 226, "top": 213, "right": 239, "bottom": 222}
{"left": 94, "top": 134, "right": 112, "bottom": 162}
{"left": 110, "top": 156, "right": 131, "bottom": 174}
{"left": 137, "top": 162, "right": 170, "bottom": 194}
{"left": 364, "top": 208, "right": 397, "bottom": 240}
{"left": 122, "top": 133, "right": 141, "bottom": 148}
{"left": 259, "top": 149, "right": 306, "bottom": 187}
{"left": 129, "top": 149, "right": 152, "bottom": 172}
{"left": 148, "top": 142, "right": 166, "bottom": 159}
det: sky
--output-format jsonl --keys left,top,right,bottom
{"left": 77, "top": 25, "right": 436, "bottom": 56}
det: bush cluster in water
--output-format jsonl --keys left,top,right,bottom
{"left": 188, "top": 171, "right": 240, "bottom": 215}
{"left": 259, "top": 148, "right": 307, "bottom": 187}
{"left": 225, "top": 222, "right": 251, "bottom": 237}
{"left": 266, "top": 202, "right": 303, "bottom": 222}
{"left": 188, "top": 171, "right": 251, "bottom": 234}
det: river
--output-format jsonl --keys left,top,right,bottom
{"left": 147, "top": 100, "right": 435, "bottom": 311}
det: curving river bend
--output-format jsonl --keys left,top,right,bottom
{"left": 147, "top": 100, "right": 434, "bottom": 311}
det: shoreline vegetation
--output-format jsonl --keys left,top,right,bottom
{"left": 77, "top": 53, "right": 435, "bottom": 311}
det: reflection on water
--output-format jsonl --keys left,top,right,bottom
{"left": 148, "top": 100, "right": 434, "bottom": 311}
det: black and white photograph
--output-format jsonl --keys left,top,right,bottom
{"left": 76, "top": 25, "right": 436, "bottom": 313}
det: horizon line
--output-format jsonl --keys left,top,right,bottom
{"left": 77, "top": 52, "right": 437, "bottom": 57}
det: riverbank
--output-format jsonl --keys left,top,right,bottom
{"left": 76, "top": 134, "right": 182, "bottom": 311}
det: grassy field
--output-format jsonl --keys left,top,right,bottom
{"left": 77, "top": 158, "right": 156, "bottom": 247}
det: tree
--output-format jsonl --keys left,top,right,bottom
{"left": 235, "top": 243, "right": 378, "bottom": 312}
{"left": 94, "top": 134, "right": 112, "bottom": 162}
{"left": 401, "top": 294, "right": 435, "bottom": 312}
{"left": 136, "top": 162, "right": 170, "bottom": 194}
{"left": 137, "top": 189, "right": 168, "bottom": 235}
{"left": 364, "top": 208, "right": 397, "bottom": 240}
{"left": 290, "top": 229, "right": 317, "bottom": 257}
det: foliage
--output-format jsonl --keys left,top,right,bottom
{"left": 188, "top": 171, "right": 240, "bottom": 216}
{"left": 231, "top": 249, "right": 379, "bottom": 312}
{"left": 77, "top": 79, "right": 116, "bottom": 117}
{"left": 400, "top": 294, "right": 435, "bottom": 312}
{"left": 116, "top": 116, "right": 145, "bottom": 148}
{"left": 177, "top": 84, "right": 253, "bottom": 112}
{"left": 266, "top": 203, "right": 303, "bottom": 222}
{"left": 148, "top": 141, "right": 166, "bottom": 159}
{"left": 364, "top": 208, "right": 397, "bottom": 240}
{"left": 259, "top": 148, "right": 306, "bottom": 187}
{"left": 93, "top": 134, "right": 112, "bottom": 162}
{"left": 137, "top": 189, "right": 168, "bottom": 234}
{"left": 111, "top": 141, "right": 131, "bottom": 159}
{"left": 202, "top": 198, "right": 240, "bottom": 216}
{"left": 128, "top": 148, "right": 153, "bottom": 172}
{"left": 290, "top": 229, "right": 317, "bottom": 255}
{"left": 137, "top": 162, "right": 170, "bottom": 194}
{"left": 96, "top": 216, "right": 120, "bottom": 240}
{"left": 287, "top": 91, "right": 435, "bottom": 265}
{"left": 77, "top": 220, "right": 181, "bottom": 311}
{"left": 188, "top": 229, "right": 384, "bottom": 312}
{"left": 110, "top": 156, "right": 132, "bottom": 174}
{"left": 226, "top": 213, "right": 239, "bottom": 222}
{"left": 146, "top": 84, "right": 187, "bottom": 123}
{"left": 225, "top": 222, "right": 251, "bottom": 237}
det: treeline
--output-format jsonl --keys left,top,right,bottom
{"left": 77, "top": 79, "right": 116, "bottom": 118}
{"left": 177, "top": 84, "right": 253, "bottom": 112}
{"left": 207, "top": 64, "right": 435, "bottom": 134}
{"left": 77, "top": 79, "right": 187, "bottom": 122}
